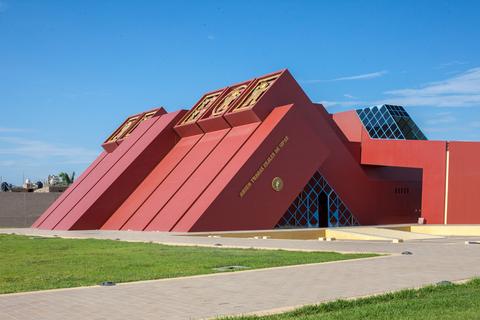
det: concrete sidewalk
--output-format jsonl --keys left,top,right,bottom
{"left": 1, "top": 229, "right": 480, "bottom": 320}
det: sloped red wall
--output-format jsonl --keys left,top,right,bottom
{"left": 34, "top": 111, "right": 184, "bottom": 230}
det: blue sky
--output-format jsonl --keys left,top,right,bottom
{"left": 1, "top": 0, "right": 479, "bottom": 184}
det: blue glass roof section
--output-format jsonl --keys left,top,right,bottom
{"left": 356, "top": 105, "right": 427, "bottom": 140}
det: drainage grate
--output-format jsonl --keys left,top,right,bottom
{"left": 213, "top": 266, "right": 250, "bottom": 272}
{"left": 99, "top": 281, "right": 116, "bottom": 286}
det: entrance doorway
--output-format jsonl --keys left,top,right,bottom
{"left": 318, "top": 193, "right": 329, "bottom": 227}
{"left": 275, "top": 171, "right": 359, "bottom": 229}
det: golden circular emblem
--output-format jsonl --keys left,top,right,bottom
{"left": 272, "top": 177, "right": 284, "bottom": 192}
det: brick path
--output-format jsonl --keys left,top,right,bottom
{"left": 1, "top": 229, "right": 479, "bottom": 320}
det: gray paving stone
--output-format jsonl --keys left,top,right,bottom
{"left": 0, "top": 228, "right": 479, "bottom": 319}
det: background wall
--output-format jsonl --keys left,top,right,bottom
{"left": 447, "top": 142, "right": 480, "bottom": 224}
{"left": 0, "top": 193, "right": 61, "bottom": 228}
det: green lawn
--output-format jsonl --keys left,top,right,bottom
{"left": 0, "top": 234, "right": 375, "bottom": 294}
{"left": 227, "top": 279, "right": 480, "bottom": 320}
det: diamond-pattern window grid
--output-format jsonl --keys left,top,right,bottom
{"left": 276, "top": 171, "right": 359, "bottom": 229}
{"left": 356, "top": 105, "right": 427, "bottom": 140}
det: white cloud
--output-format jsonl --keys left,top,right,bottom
{"left": 320, "top": 67, "right": 480, "bottom": 109}
{"left": 422, "top": 126, "right": 451, "bottom": 133}
{"left": 304, "top": 70, "right": 388, "bottom": 83}
{"left": 319, "top": 100, "right": 364, "bottom": 108}
{"left": 380, "top": 67, "right": 480, "bottom": 107}
{"left": 331, "top": 70, "right": 388, "bottom": 81}
{"left": 319, "top": 97, "right": 363, "bottom": 109}
{"left": 421, "top": 124, "right": 480, "bottom": 141}
{"left": 0, "top": 160, "right": 15, "bottom": 167}
{"left": 321, "top": 68, "right": 480, "bottom": 110}
{"left": 0, "top": 127, "right": 27, "bottom": 133}
{"left": 425, "top": 112, "right": 456, "bottom": 125}
{"left": 0, "top": 136, "right": 98, "bottom": 165}
{"left": 435, "top": 60, "right": 468, "bottom": 69}
{"left": 469, "top": 121, "right": 480, "bottom": 128}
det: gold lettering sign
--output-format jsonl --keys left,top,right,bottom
{"left": 211, "top": 84, "right": 247, "bottom": 117}
{"left": 180, "top": 92, "right": 220, "bottom": 125}
{"left": 107, "top": 116, "right": 140, "bottom": 143}
{"left": 239, "top": 136, "right": 289, "bottom": 198}
{"left": 233, "top": 75, "right": 279, "bottom": 112}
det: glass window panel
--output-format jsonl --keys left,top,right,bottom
{"left": 357, "top": 105, "right": 427, "bottom": 141}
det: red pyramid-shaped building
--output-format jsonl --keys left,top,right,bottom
{"left": 33, "top": 70, "right": 480, "bottom": 231}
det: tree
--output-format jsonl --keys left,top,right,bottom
{"left": 58, "top": 172, "right": 75, "bottom": 185}
{"left": 1, "top": 182, "right": 10, "bottom": 192}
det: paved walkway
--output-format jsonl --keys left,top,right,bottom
{"left": 1, "top": 229, "right": 480, "bottom": 320}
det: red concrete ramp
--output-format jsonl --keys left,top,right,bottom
{"left": 120, "top": 129, "right": 229, "bottom": 231}
{"left": 34, "top": 110, "right": 184, "bottom": 230}
{"left": 54, "top": 112, "right": 183, "bottom": 230}
{"left": 145, "top": 122, "right": 260, "bottom": 231}
{"left": 36, "top": 149, "right": 121, "bottom": 230}
{"left": 172, "top": 104, "right": 329, "bottom": 232}
{"left": 32, "top": 151, "right": 108, "bottom": 228}
{"left": 101, "top": 133, "right": 203, "bottom": 230}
